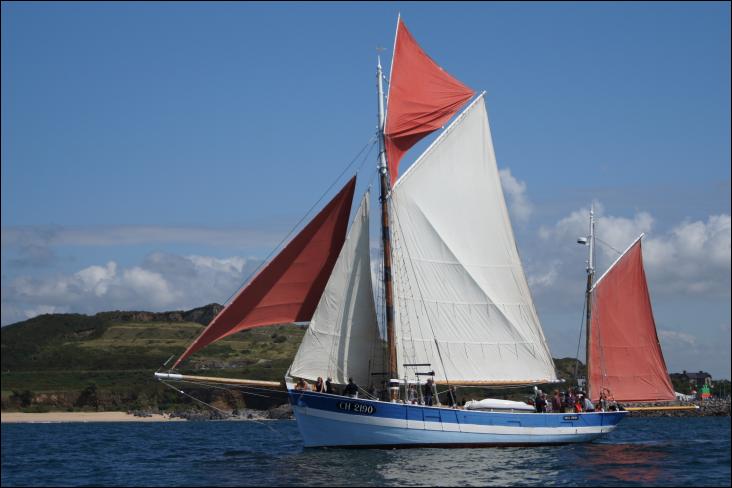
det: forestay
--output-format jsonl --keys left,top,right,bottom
{"left": 173, "top": 177, "right": 356, "bottom": 369}
{"left": 288, "top": 193, "right": 385, "bottom": 386}
{"left": 390, "top": 95, "right": 558, "bottom": 384}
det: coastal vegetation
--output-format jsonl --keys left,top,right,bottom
{"left": 2, "top": 304, "right": 728, "bottom": 414}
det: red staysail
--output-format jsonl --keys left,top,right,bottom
{"left": 173, "top": 177, "right": 357, "bottom": 368}
{"left": 589, "top": 239, "right": 675, "bottom": 402}
{"left": 385, "top": 19, "right": 474, "bottom": 186}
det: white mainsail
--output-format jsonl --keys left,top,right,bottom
{"left": 288, "top": 192, "right": 385, "bottom": 386}
{"left": 390, "top": 95, "right": 558, "bottom": 384}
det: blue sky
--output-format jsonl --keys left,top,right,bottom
{"left": 2, "top": 2, "right": 730, "bottom": 377}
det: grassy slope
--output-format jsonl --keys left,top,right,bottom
{"left": 1, "top": 309, "right": 303, "bottom": 411}
{"left": 1, "top": 308, "right": 585, "bottom": 411}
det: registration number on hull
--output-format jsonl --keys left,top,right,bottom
{"left": 337, "top": 401, "right": 375, "bottom": 415}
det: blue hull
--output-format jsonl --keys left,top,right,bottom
{"left": 288, "top": 389, "right": 627, "bottom": 448}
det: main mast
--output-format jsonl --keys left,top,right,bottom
{"left": 376, "top": 56, "right": 398, "bottom": 392}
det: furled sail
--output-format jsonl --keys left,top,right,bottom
{"left": 390, "top": 95, "right": 558, "bottom": 385}
{"left": 384, "top": 18, "right": 474, "bottom": 186}
{"left": 288, "top": 192, "right": 385, "bottom": 386}
{"left": 589, "top": 238, "right": 675, "bottom": 402}
{"left": 173, "top": 177, "right": 357, "bottom": 368}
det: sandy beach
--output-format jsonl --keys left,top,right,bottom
{"left": 1, "top": 411, "right": 185, "bottom": 423}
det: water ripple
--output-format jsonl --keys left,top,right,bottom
{"left": 2, "top": 417, "right": 729, "bottom": 486}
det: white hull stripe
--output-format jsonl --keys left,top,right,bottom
{"left": 295, "top": 405, "right": 616, "bottom": 436}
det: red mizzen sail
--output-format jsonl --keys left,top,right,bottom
{"left": 589, "top": 239, "right": 675, "bottom": 402}
{"left": 173, "top": 177, "right": 357, "bottom": 368}
{"left": 384, "top": 19, "right": 474, "bottom": 186}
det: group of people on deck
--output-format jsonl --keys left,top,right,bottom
{"left": 296, "top": 376, "right": 620, "bottom": 413}
{"left": 292, "top": 376, "right": 460, "bottom": 407}
{"left": 293, "top": 376, "right": 361, "bottom": 397}
{"left": 533, "top": 387, "right": 617, "bottom": 413}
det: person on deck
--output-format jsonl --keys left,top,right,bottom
{"left": 534, "top": 391, "right": 547, "bottom": 413}
{"left": 407, "top": 385, "right": 417, "bottom": 404}
{"left": 552, "top": 390, "right": 562, "bottom": 413}
{"left": 343, "top": 377, "right": 359, "bottom": 398}
{"left": 568, "top": 389, "right": 578, "bottom": 413}
{"left": 325, "top": 377, "right": 335, "bottom": 394}
{"left": 423, "top": 379, "right": 435, "bottom": 406}
{"left": 313, "top": 377, "right": 326, "bottom": 393}
{"left": 574, "top": 393, "right": 584, "bottom": 413}
{"left": 599, "top": 390, "right": 608, "bottom": 412}
{"left": 582, "top": 394, "right": 595, "bottom": 412}
{"left": 294, "top": 378, "right": 308, "bottom": 391}
{"left": 561, "top": 391, "right": 570, "bottom": 413}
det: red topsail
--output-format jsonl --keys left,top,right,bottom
{"left": 589, "top": 239, "right": 675, "bottom": 403}
{"left": 173, "top": 177, "right": 357, "bottom": 368}
{"left": 385, "top": 19, "right": 474, "bottom": 186}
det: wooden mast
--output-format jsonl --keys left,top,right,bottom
{"left": 376, "top": 56, "right": 398, "bottom": 391}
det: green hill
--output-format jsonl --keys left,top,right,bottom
{"left": 1, "top": 305, "right": 584, "bottom": 412}
{"left": 1, "top": 304, "right": 304, "bottom": 412}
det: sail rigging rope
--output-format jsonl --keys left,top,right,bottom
{"left": 158, "top": 379, "right": 288, "bottom": 437}
{"left": 573, "top": 295, "right": 587, "bottom": 382}
{"left": 388, "top": 192, "right": 453, "bottom": 393}
{"left": 219, "top": 136, "right": 378, "bottom": 308}
{"left": 170, "top": 137, "right": 378, "bottom": 368}
{"left": 596, "top": 237, "right": 623, "bottom": 256}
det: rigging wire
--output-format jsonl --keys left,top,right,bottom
{"left": 220, "top": 136, "right": 378, "bottom": 307}
{"left": 573, "top": 294, "right": 587, "bottom": 382}
{"left": 158, "top": 379, "right": 286, "bottom": 437}
{"left": 171, "top": 137, "right": 378, "bottom": 367}
{"left": 596, "top": 237, "right": 623, "bottom": 256}
{"left": 388, "top": 192, "right": 453, "bottom": 396}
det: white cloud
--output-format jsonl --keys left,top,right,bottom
{"left": 499, "top": 168, "right": 533, "bottom": 223}
{"left": 658, "top": 329, "right": 697, "bottom": 347}
{"left": 1, "top": 253, "right": 262, "bottom": 325}
{"left": 535, "top": 205, "right": 730, "bottom": 298}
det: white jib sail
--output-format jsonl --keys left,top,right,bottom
{"left": 390, "top": 95, "right": 558, "bottom": 384}
{"left": 288, "top": 192, "right": 384, "bottom": 386}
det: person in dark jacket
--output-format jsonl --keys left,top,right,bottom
{"left": 343, "top": 378, "right": 358, "bottom": 398}
{"left": 313, "top": 377, "right": 326, "bottom": 393}
{"left": 423, "top": 379, "right": 435, "bottom": 406}
{"left": 325, "top": 377, "right": 335, "bottom": 394}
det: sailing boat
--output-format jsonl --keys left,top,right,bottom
{"left": 155, "top": 16, "right": 630, "bottom": 447}
{"left": 579, "top": 209, "right": 676, "bottom": 407}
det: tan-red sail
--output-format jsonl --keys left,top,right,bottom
{"left": 384, "top": 18, "right": 474, "bottom": 186}
{"left": 589, "top": 239, "right": 675, "bottom": 402}
{"left": 173, "top": 177, "right": 356, "bottom": 368}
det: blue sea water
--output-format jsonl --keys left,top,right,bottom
{"left": 2, "top": 416, "right": 729, "bottom": 487}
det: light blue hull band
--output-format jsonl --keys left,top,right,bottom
{"left": 289, "top": 390, "right": 628, "bottom": 448}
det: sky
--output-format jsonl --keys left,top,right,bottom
{"left": 2, "top": 2, "right": 730, "bottom": 378}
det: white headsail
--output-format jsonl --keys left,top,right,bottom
{"left": 390, "top": 95, "right": 558, "bottom": 384}
{"left": 288, "top": 192, "right": 385, "bottom": 386}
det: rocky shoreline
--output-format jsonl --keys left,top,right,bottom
{"left": 623, "top": 398, "right": 730, "bottom": 417}
{"left": 129, "top": 403, "right": 295, "bottom": 421}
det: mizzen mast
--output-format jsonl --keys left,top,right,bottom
{"left": 579, "top": 205, "right": 596, "bottom": 396}
{"left": 376, "top": 56, "right": 398, "bottom": 387}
